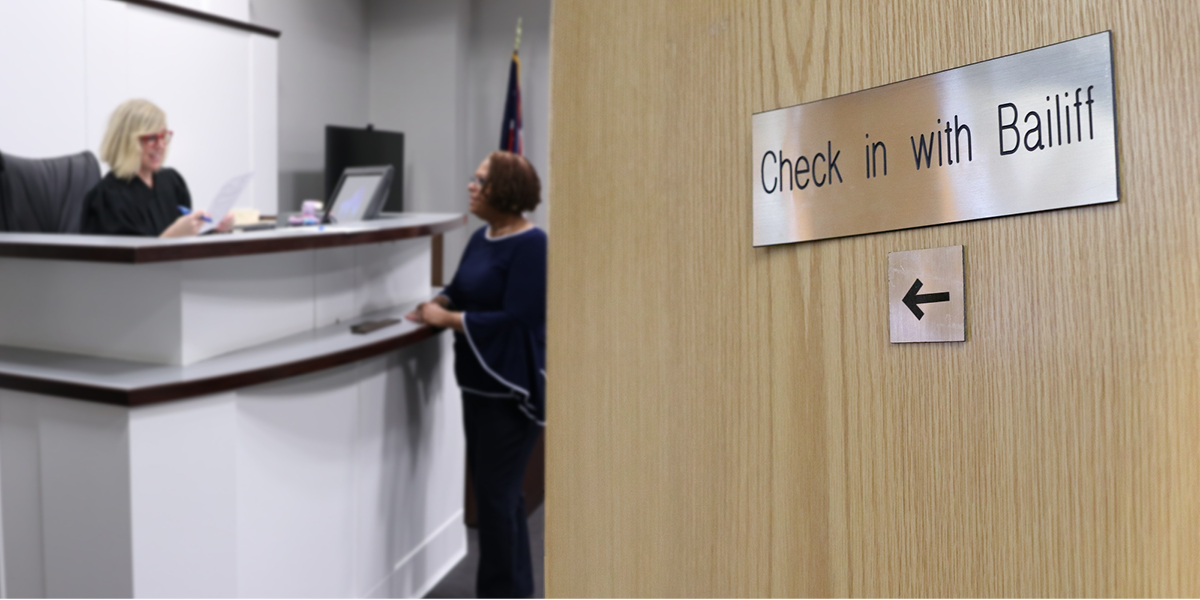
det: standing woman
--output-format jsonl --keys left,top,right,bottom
{"left": 83, "top": 99, "right": 232, "bottom": 237}
{"left": 407, "top": 150, "right": 546, "bottom": 598}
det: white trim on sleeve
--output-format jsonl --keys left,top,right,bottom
{"left": 460, "top": 386, "right": 518, "bottom": 399}
{"left": 462, "top": 313, "right": 545, "bottom": 426}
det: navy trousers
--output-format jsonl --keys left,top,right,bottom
{"left": 462, "top": 392, "right": 542, "bottom": 598}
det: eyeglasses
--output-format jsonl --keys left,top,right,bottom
{"left": 468, "top": 175, "right": 488, "bottom": 187}
{"left": 138, "top": 130, "right": 174, "bottom": 146}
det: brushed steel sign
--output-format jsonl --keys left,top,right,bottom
{"left": 888, "top": 245, "right": 965, "bottom": 343}
{"left": 752, "top": 32, "right": 1117, "bottom": 246}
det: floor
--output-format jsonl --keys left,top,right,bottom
{"left": 425, "top": 505, "right": 545, "bottom": 599}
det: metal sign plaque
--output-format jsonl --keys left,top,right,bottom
{"left": 752, "top": 32, "right": 1117, "bottom": 246}
{"left": 888, "top": 245, "right": 965, "bottom": 343}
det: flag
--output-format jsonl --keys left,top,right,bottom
{"left": 499, "top": 49, "right": 523, "bottom": 155}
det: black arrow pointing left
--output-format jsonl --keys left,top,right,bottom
{"left": 902, "top": 278, "right": 950, "bottom": 320}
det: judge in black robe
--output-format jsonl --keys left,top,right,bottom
{"left": 81, "top": 99, "right": 231, "bottom": 237}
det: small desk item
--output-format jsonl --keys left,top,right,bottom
{"left": 350, "top": 318, "right": 400, "bottom": 334}
{"left": 286, "top": 200, "right": 323, "bottom": 226}
{"left": 324, "top": 165, "right": 393, "bottom": 224}
{"left": 286, "top": 214, "right": 320, "bottom": 226}
{"left": 228, "top": 207, "right": 261, "bottom": 225}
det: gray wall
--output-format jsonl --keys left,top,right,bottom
{"left": 366, "top": 0, "right": 552, "bottom": 279}
{"left": 252, "top": 0, "right": 552, "bottom": 280}
{"left": 366, "top": 0, "right": 470, "bottom": 261}
{"left": 249, "top": 0, "right": 370, "bottom": 212}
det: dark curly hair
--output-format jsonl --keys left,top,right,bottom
{"left": 483, "top": 151, "right": 541, "bottom": 215}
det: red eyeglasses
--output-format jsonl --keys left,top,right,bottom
{"left": 138, "top": 130, "right": 174, "bottom": 145}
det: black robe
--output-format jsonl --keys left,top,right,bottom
{"left": 81, "top": 169, "right": 191, "bottom": 236}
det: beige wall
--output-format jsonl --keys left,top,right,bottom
{"left": 546, "top": 1, "right": 1200, "bottom": 596}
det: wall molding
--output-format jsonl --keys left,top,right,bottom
{"left": 119, "top": 0, "right": 281, "bottom": 38}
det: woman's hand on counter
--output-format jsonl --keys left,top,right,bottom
{"left": 404, "top": 304, "right": 427, "bottom": 324}
{"left": 405, "top": 301, "right": 464, "bottom": 332}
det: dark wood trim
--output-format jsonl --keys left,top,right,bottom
{"left": 0, "top": 215, "right": 466, "bottom": 264}
{"left": 0, "top": 373, "right": 130, "bottom": 406}
{"left": 0, "top": 326, "right": 442, "bottom": 407}
{"left": 118, "top": 0, "right": 281, "bottom": 38}
{"left": 431, "top": 233, "right": 444, "bottom": 287}
{"left": 0, "top": 244, "right": 137, "bottom": 263}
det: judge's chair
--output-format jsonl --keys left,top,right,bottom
{"left": 0, "top": 150, "right": 100, "bottom": 233}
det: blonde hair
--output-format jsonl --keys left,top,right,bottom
{"left": 99, "top": 99, "right": 167, "bottom": 179}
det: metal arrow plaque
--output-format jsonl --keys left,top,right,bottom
{"left": 888, "top": 245, "right": 965, "bottom": 343}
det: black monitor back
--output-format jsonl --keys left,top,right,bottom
{"left": 324, "top": 125, "right": 404, "bottom": 212}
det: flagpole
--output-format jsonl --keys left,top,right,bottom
{"left": 514, "top": 17, "right": 522, "bottom": 155}
{"left": 501, "top": 17, "right": 524, "bottom": 155}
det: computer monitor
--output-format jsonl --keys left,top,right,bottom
{"left": 324, "top": 165, "right": 393, "bottom": 224}
{"left": 325, "top": 125, "right": 404, "bottom": 212}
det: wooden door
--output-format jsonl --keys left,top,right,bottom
{"left": 546, "top": 1, "right": 1200, "bottom": 596}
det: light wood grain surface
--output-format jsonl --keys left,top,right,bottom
{"left": 546, "top": 1, "right": 1200, "bottom": 596}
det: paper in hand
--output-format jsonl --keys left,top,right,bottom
{"left": 201, "top": 172, "right": 254, "bottom": 233}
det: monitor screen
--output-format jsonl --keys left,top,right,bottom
{"left": 328, "top": 174, "right": 383, "bottom": 223}
{"left": 325, "top": 126, "right": 404, "bottom": 212}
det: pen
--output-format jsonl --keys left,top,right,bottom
{"left": 177, "top": 205, "right": 213, "bottom": 223}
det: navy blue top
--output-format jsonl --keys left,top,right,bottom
{"left": 442, "top": 225, "right": 546, "bottom": 425}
